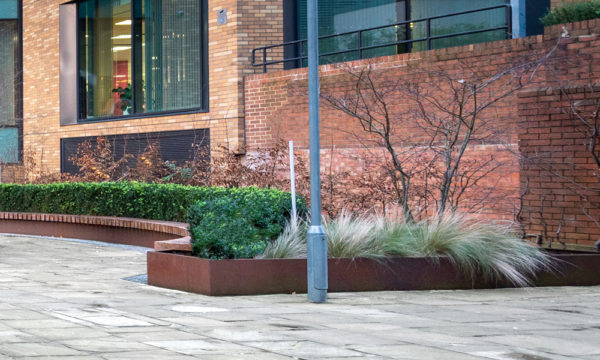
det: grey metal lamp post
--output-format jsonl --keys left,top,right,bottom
{"left": 306, "top": 0, "right": 328, "bottom": 303}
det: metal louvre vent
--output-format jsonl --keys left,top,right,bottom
{"left": 60, "top": 129, "right": 209, "bottom": 174}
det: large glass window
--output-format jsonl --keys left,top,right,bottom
{"left": 297, "top": 0, "right": 406, "bottom": 64}
{"left": 0, "top": 0, "right": 20, "bottom": 163}
{"left": 410, "top": 0, "right": 509, "bottom": 51}
{"left": 293, "top": 0, "right": 510, "bottom": 65}
{"left": 78, "top": 0, "right": 206, "bottom": 120}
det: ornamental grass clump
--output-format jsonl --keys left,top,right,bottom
{"left": 258, "top": 220, "right": 308, "bottom": 259}
{"left": 384, "top": 214, "right": 554, "bottom": 287}
{"left": 323, "top": 211, "right": 387, "bottom": 260}
{"left": 259, "top": 212, "right": 554, "bottom": 287}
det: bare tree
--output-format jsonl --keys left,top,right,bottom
{"left": 321, "top": 50, "right": 551, "bottom": 220}
{"left": 322, "top": 65, "right": 421, "bottom": 221}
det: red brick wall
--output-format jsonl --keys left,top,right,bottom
{"left": 518, "top": 86, "right": 600, "bottom": 246}
{"left": 519, "top": 21, "right": 600, "bottom": 245}
{"left": 244, "top": 39, "right": 542, "bottom": 219}
{"left": 246, "top": 18, "right": 600, "bottom": 145}
{"left": 0, "top": 164, "right": 25, "bottom": 183}
{"left": 244, "top": 19, "right": 600, "bottom": 232}
{"left": 237, "top": 0, "right": 284, "bottom": 75}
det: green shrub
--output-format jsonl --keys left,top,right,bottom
{"left": 0, "top": 182, "right": 305, "bottom": 224}
{"left": 541, "top": 1, "right": 600, "bottom": 26}
{"left": 188, "top": 189, "right": 304, "bottom": 259}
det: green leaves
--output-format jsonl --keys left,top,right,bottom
{"left": 188, "top": 188, "right": 304, "bottom": 260}
{"left": 0, "top": 182, "right": 306, "bottom": 225}
{"left": 0, "top": 182, "right": 307, "bottom": 261}
{"left": 541, "top": 1, "right": 600, "bottom": 26}
{"left": 112, "top": 83, "right": 132, "bottom": 112}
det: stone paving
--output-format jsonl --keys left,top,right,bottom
{"left": 0, "top": 234, "right": 600, "bottom": 359}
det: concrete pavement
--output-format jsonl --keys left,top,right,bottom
{"left": 0, "top": 234, "right": 599, "bottom": 359}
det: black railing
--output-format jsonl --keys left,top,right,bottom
{"left": 252, "top": 5, "right": 512, "bottom": 73}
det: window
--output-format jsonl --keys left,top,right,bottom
{"left": 291, "top": 0, "right": 511, "bottom": 65}
{"left": 409, "top": 0, "right": 509, "bottom": 51}
{"left": 297, "top": 0, "right": 406, "bottom": 64}
{"left": 60, "top": 129, "right": 209, "bottom": 174}
{"left": 77, "top": 0, "right": 207, "bottom": 121}
{"left": 0, "top": 0, "right": 21, "bottom": 163}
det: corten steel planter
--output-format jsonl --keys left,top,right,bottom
{"left": 146, "top": 250, "right": 600, "bottom": 296}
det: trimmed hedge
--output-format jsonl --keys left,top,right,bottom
{"left": 188, "top": 190, "right": 300, "bottom": 259}
{"left": 0, "top": 182, "right": 305, "bottom": 224}
{"left": 541, "top": 1, "right": 600, "bottom": 26}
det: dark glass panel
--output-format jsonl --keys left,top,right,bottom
{"left": 79, "top": 0, "right": 132, "bottom": 119}
{"left": 297, "top": 0, "right": 406, "bottom": 64}
{"left": 60, "top": 129, "right": 210, "bottom": 174}
{"left": 410, "top": 0, "right": 509, "bottom": 51}
{"left": 78, "top": 0, "right": 205, "bottom": 119}
{"left": 0, "top": 21, "right": 16, "bottom": 126}
{"left": 0, "top": 128, "right": 18, "bottom": 162}
{"left": 138, "top": 0, "right": 204, "bottom": 113}
{"left": 0, "top": 0, "right": 19, "bottom": 162}
{"left": 0, "top": 0, "right": 17, "bottom": 19}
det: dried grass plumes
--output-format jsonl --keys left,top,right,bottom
{"left": 259, "top": 212, "right": 554, "bottom": 287}
{"left": 258, "top": 219, "right": 308, "bottom": 259}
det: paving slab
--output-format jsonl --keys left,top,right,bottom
{"left": 1, "top": 234, "right": 600, "bottom": 359}
{"left": 482, "top": 334, "right": 600, "bottom": 357}
{"left": 351, "top": 344, "right": 488, "bottom": 359}
{"left": 20, "top": 326, "right": 110, "bottom": 341}
{"left": 0, "top": 343, "right": 85, "bottom": 357}
{"left": 99, "top": 350, "right": 199, "bottom": 360}
{"left": 242, "top": 340, "right": 365, "bottom": 358}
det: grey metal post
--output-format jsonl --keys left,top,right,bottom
{"left": 307, "top": 0, "right": 328, "bottom": 303}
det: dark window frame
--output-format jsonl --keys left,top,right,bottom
{"left": 75, "top": 0, "right": 209, "bottom": 124}
{"left": 0, "top": 0, "right": 23, "bottom": 163}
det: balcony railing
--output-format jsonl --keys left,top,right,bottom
{"left": 252, "top": 5, "right": 512, "bottom": 73}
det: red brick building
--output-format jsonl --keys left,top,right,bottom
{"left": 0, "top": 0, "right": 598, "bottom": 245}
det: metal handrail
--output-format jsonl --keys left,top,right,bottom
{"left": 252, "top": 4, "right": 512, "bottom": 73}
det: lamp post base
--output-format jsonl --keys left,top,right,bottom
{"left": 307, "top": 225, "right": 328, "bottom": 303}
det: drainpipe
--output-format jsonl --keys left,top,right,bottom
{"left": 511, "top": 0, "right": 526, "bottom": 38}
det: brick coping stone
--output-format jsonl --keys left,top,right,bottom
{"left": 0, "top": 212, "right": 191, "bottom": 251}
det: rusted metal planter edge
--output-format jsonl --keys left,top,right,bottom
{"left": 146, "top": 250, "right": 600, "bottom": 296}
